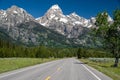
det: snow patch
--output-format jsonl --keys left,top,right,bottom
{"left": 3, "top": 12, "right": 6, "bottom": 16}
{"left": 74, "top": 21, "right": 82, "bottom": 25}
{"left": 51, "top": 4, "right": 60, "bottom": 10}
{"left": 59, "top": 18, "right": 68, "bottom": 23}
{"left": 54, "top": 17, "right": 59, "bottom": 20}
{"left": 35, "top": 17, "right": 41, "bottom": 20}
{"left": 108, "top": 15, "right": 113, "bottom": 22}
{"left": 83, "top": 19, "right": 88, "bottom": 24}
{"left": 13, "top": 10, "right": 18, "bottom": 14}
{"left": 50, "top": 14, "right": 55, "bottom": 19}
{"left": 71, "top": 12, "right": 78, "bottom": 17}
{"left": 87, "top": 24, "right": 92, "bottom": 28}
{"left": 41, "top": 23, "right": 46, "bottom": 26}
{"left": 56, "top": 29, "right": 64, "bottom": 35}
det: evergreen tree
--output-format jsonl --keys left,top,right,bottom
{"left": 94, "top": 10, "right": 120, "bottom": 67}
{"left": 77, "top": 48, "right": 82, "bottom": 59}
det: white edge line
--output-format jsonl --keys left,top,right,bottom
{"left": 81, "top": 64, "right": 101, "bottom": 80}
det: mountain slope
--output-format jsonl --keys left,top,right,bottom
{"left": 0, "top": 5, "right": 113, "bottom": 47}
{"left": 36, "top": 4, "right": 94, "bottom": 38}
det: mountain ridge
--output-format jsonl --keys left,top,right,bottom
{"left": 0, "top": 5, "right": 113, "bottom": 47}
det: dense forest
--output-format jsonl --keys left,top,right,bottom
{"left": 0, "top": 39, "right": 112, "bottom": 58}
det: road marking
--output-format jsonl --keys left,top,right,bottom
{"left": 57, "top": 67, "right": 61, "bottom": 71}
{"left": 45, "top": 76, "right": 51, "bottom": 80}
{"left": 44, "top": 67, "right": 62, "bottom": 80}
{"left": 81, "top": 64, "right": 101, "bottom": 80}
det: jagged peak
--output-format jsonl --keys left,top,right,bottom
{"left": 70, "top": 12, "right": 81, "bottom": 17}
{"left": 71, "top": 12, "right": 77, "bottom": 15}
{"left": 7, "top": 5, "right": 25, "bottom": 12}
{"left": 47, "top": 4, "right": 63, "bottom": 13}
{"left": 51, "top": 4, "right": 60, "bottom": 10}
{"left": 6, "top": 5, "right": 29, "bottom": 15}
{"left": 8, "top": 5, "right": 23, "bottom": 11}
{"left": 44, "top": 4, "right": 63, "bottom": 18}
{"left": 10, "top": 5, "right": 19, "bottom": 9}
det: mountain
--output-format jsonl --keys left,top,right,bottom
{"left": 0, "top": 5, "right": 73, "bottom": 47}
{"left": 0, "top": 5, "right": 36, "bottom": 44}
{"left": 0, "top": 5, "right": 113, "bottom": 47}
{"left": 0, "top": 5, "right": 34, "bottom": 29}
{"left": 36, "top": 4, "right": 93, "bottom": 38}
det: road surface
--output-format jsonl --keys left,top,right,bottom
{"left": 0, "top": 58, "right": 112, "bottom": 80}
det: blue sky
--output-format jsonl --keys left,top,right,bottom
{"left": 0, "top": 0, "right": 120, "bottom": 18}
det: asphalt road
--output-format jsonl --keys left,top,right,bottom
{"left": 0, "top": 58, "right": 112, "bottom": 80}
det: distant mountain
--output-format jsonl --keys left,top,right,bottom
{"left": 0, "top": 5, "right": 113, "bottom": 47}
{"left": 0, "top": 5, "right": 34, "bottom": 28}
{"left": 36, "top": 4, "right": 93, "bottom": 38}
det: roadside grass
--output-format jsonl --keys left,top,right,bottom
{"left": 0, "top": 58, "right": 57, "bottom": 73}
{"left": 80, "top": 58, "right": 120, "bottom": 80}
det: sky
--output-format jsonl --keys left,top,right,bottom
{"left": 0, "top": 0, "right": 120, "bottom": 19}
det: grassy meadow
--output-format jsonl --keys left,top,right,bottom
{"left": 0, "top": 58, "right": 56, "bottom": 73}
{"left": 80, "top": 58, "right": 120, "bottom": 80}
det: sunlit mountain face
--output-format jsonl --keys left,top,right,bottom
{"left": 0, "top": 5, "right": 113, "bottom": 47}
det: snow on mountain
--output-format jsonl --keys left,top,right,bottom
{"left": 37, "top": 5, "right": 93, "bottom": 28}
{"left": 36, "top": 4, "right": 94, "bottom": 38}
{"left": 0, "top": 5, "right": 34, "bottom": 27}
{"left": 0, "top": 5, "right": 114, "bottom": 47}
{"left": 108, "top": 15, "right": 113, "bottom": 22}
{"left": 59, "top": 18, "right": 68, "bottom": 23}
{"left": 51, "top": 4, "right": 60, "bottom": 10}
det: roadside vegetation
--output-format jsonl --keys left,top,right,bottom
{"left": 92, "top": 9, "right": 120, "bottom": 67}
{"left": 0, "top": 58, "right": 56, "bottom": 73}
{"left": 77, "top": 9, "right": 120, "bottom": 80}
{"left": 80, "top": 58, "right": 120, "bottom": 80}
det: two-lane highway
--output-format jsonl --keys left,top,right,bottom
{"left": 0, "top": 58, "right": 112, "bottom": 80}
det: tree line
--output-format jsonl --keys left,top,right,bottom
{"left": 0, "top": 39, "right": 77, "bottom": 58}
{"left": 0, "top": 39, "right": 112, "bottom": 58}
{"left": 77, "top": 48, "right": 112, "bottom": 59}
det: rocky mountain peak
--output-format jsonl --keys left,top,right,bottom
{"left": 9, "top": 5, "right": 19, "bottom": 10}
{"left": 36, "top": 4, "right": 94, "bottom": 38}
{"left": 7, "top": 5, "right": 23, "bottom": 13}
{"left": 50, "top": 4, "right": 61, "bottom": 10}
{"left": 0, "top": 5, "right": 35, "bottom": 32}
{"left": 45, "top": 4, "right": 63, "bottom": 16}
{"left": 70, "top": 12, "right": 79, "bottom": 17}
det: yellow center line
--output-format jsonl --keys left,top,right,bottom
{"left": 57, "top": 67, "right": 61, "bottom": 71}
{"left": 44, "top": 67, "right": 62, "bottom": 80}
{"left": 45, "top": 76, "right": 51, "bottom": 80}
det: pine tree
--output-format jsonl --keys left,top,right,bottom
{"left": 94, "top": 10, "right": 120, "bottom": 67}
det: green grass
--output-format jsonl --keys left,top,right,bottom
{"left": 0, "top": 58, "right": 57, "bottom": 73}
{"left": 80, "top": 58, "right": 120, "bottom": 80}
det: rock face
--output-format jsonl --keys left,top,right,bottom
{"left": 36, "top": 4, "right": 94, "bottom": 38}
{"left": 0, "top": 5, "right": 113, "bottom": 47}
{"left": 36, "top": 4, "right": 113, "bottom": 39}
{"left": 0, "top": 5, "right": 71, "bottom": 46}
{"left": 0, "top": 5, "right": 34, "bottom": 28}
{"left": 0, "top": 5, "right": 37, "bottom": 44}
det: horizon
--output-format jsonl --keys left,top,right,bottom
{"left": 0, "top": 0, "right": 120, "bottom": 19}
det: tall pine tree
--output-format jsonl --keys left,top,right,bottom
{"left": 94, "top": 10, "right": 120, "bottom": 67}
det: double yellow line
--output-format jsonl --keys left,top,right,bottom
{"left": 45, "top": 76, "right": 51, "bottom": 80}
{"left": 45, "top": 67, "right": 61, "bottom": 80}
